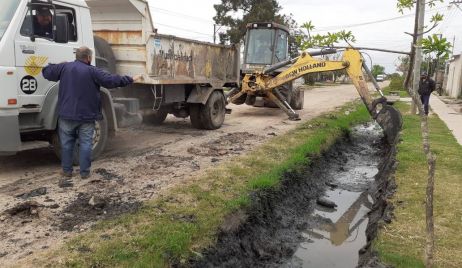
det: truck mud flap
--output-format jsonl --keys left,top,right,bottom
{"left": 0, "top": 114, "right": 21, "bottom": 156}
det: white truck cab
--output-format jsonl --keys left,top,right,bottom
{"left": 1, "top": 0, "right": 95, "bottom": 155}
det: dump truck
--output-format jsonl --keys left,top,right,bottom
{"left": 0, "top": 0, "right": 240, "bottom": 159}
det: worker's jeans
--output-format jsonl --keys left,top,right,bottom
{"left": 420, "top": 94, "right": 431, "bottom": 115}
{"left": 58, "top": 118, "right": 95, "bottom": 176}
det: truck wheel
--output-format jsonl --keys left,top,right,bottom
{"left": 289, "top": 86, "right": 305, "bottom": 110}
{"left": 144, "top": 110, "right": 168, "bottom": 125}
{"left": 51, "top": 110, "right": 109, "bottom": 165}
{"left": 199, "top": 91, "right": 226, "bottom": 130}
{"left": 94, "top": 36, "right": 116, "bottom": 74}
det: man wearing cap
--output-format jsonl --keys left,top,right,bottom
{"left": 34, "top": 7, "right": 53, "bottom": 38}
{"left": 418, "top": 72, "right": 436, "bottom": 115}
{"left": 42, "top": 46, "right": 142, "bottom": 179}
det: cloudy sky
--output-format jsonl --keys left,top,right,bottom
{"left": 147, "top": 0, "right": 462, "bottom": 73}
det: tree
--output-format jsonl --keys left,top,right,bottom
{"left": 397, "top": 1, "right": 444, "bottom": 267}
{"left": 295, "top": 22, "right": 356, "bottom": 49}
{"left": 371, "top": 65, "right": 385, "bottom": 78}
{"left": 396, "top": 56, "right": 410, "bottom": 74}
{"left": 421, "top": 34, "right": 452, "bottom": 76}
{"left": 213, "top": 0, "right": 287, "bottom": 44}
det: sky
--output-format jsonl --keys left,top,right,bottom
{"left": 147, "top": 0, "right": 462, "bottom": 74}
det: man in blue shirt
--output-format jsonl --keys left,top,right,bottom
{"left": 43, "top": 46, "right": 141, "bottom": 179}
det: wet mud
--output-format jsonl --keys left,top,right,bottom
{"left": 59, "top": 192, "right": 141, "bottom": 232}
{"left": 190, "top": 123, "right": 397, "bottom": 268}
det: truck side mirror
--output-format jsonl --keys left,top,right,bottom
{"left": 54, "top": 14, "right": 69, "bottom": 44}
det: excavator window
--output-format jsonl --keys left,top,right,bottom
{"left": 245, "top": 28, "right": 275, "bottom": 65}
{"left": 274, "top": 30, "right": 288, "bottom": 63}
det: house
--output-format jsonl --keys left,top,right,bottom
{"left": 444, "top": 53, "right": 462, "bottom": 98}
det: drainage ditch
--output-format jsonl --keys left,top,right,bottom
{"left": 190, "top": 123, "right": 396, "bottom": 268}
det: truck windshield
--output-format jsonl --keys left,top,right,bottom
{"left": 0, "top": 0, "right": 20, "bottom": 41}
{"left": 245, "top": 29, "right": 275, "bottom": 65}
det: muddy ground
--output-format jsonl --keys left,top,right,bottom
{"left": 0, "top": 83, "right": 383, "bottom": 266}
{"left": 189, "top": 123, "right": 396, "bottom": 268}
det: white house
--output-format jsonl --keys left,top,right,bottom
{"left": 444, "top": 53, "right": 462, "bottom": 98}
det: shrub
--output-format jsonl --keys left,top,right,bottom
{"left": 388, "top": 75, "right": 405, "bottom": 91}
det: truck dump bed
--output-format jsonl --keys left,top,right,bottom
{"left": 86, "top": 0, "right": 240, "bottom": 88}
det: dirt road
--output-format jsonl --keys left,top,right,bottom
{"left": 0, "top": 84, "right": 364, "bottom": 266}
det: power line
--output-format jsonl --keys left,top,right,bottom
{"left": 148, "top": 4, "right": 214, "bottom": 24}
{"left": 309, "top": 6, "right": 446, "bottom": 33}
{"left": 155, "top": 22, "right": 213, "bottom": 37}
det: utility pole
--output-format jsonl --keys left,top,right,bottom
{"left": 213, "top": 24, "right": 217, "bottom": 44}
{"left": 213, "top": 24, "right": 223, "bottom": 44}
{"left": 412, "top": 0, "right": 425, "bottom": 110}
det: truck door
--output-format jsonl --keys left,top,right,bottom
{"left": 14, "top": 2, "right": 81, "bottom": 110}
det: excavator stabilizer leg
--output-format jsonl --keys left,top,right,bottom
{"left": 268, "top": 89, "right": 301, "bottom": 121}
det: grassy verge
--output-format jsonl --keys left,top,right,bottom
{"left": 382, "top": 86, "right": 410, "bottom": 98}
{"left": 375, "top": 101, "right": 462, "bottom": 268}
{"left": 35, "top": 102, "right": 371, "bottom": 267}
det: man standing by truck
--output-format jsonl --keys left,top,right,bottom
{"left": 42, "top": 46, "right": 140, "bottom": 179}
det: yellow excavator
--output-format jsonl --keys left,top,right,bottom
{"left": 227, "top": 22, "right": 402, "bottom": 143}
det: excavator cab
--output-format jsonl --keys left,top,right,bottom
{"left": 242, "top": 22, "right": 290, "bottom": 74}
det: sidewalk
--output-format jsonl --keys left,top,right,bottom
{"left": 430, "top": 95, "right": 462, "bottom": 146}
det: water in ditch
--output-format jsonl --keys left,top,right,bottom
{"left": 192, "top": 122, "right": 388, "bottom": 268}
{"left": 282, "top": 123, "right": 382, "bottom": 268}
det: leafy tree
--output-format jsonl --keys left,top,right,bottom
{"left": 396, "top": 56, "right": 410, "bottom": 74}
{"left": 213, "top": 0, "right": 287, "bottom": 44}
{"left": 295, "top": 21, "right": 356, "bottom": 84}
{"left": 295, "top": 21, "right": 356, "bottom": 49}
{"left": 397, "top": 0, "right": 444, "bottom": 88}
{"left": 422, "top": 34, "right": 452, "bottom": 60}
{"left": 421, "top": 34, "right": 452, "bottom": 75}
{"left": 371, "top": 64, "right": 385, "bottom": 78}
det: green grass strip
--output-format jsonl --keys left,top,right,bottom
{"left": 39, "top": 102, "right": 371, "bottom": 268}
{"left": 375, "top": 102, "right": 462, "bottom": 268}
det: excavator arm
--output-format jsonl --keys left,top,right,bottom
{"left": 229, "top": 48, "right": 402, "bottom": 143}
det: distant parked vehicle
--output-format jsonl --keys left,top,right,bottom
{"left": 376, "top": 74, "right": 386, "bottom": 82}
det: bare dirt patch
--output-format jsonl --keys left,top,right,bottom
{"left": 187, "top": 132, "right": 262, "bottom": 157}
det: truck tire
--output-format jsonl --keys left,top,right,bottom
{"left": 51, "top": 109, "right": 109, "bottom": 165}
{"left": 144, "top": 110, "right": 168, "bottom": 125}
{"left": 93, "top": 35, "right": 116, "bottom": 74}
{"left": 189, "top": 91, "right": 226, "bottom": 130}
{"left": 199, "top": 91, "right": 226, "bottom": 130}
{"left": 289, "top": 86, "right": 305, "bottom": 110}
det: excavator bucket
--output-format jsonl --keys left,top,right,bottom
{"left": 375, "top": 103, "right": 403, "bottom": 144}
{"left": 343, "top": 49, "right": 402, "bottom": 144}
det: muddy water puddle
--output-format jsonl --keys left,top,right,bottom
{"left": 284, "top": 123, "right": 382, "bottom": 268}
{"left": 285, "top": 190, "right": 373, "bottom": 267}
